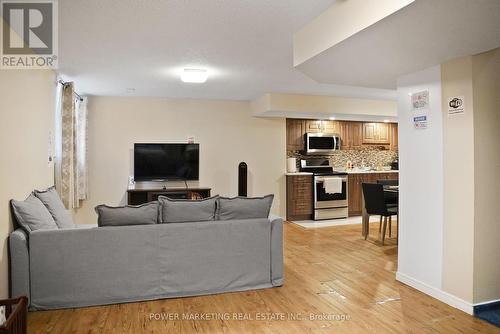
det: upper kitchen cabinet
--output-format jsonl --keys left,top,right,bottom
{"left": 362, "top": 122, "right": 390, "bottom": 145}
{"left": 286, "top": 119, "right": 398, "bottom": 152}
{"left": 389, "top": 123, "right": 398, "bottom": 151}
{"left": 286, "top": 119, "right": 305, "bottom": 151}
{"left": 306, "top": 120, "right": 340, "bottom": 133}
{"left": 340, "top": 121, "right": 363, "bottom": 150}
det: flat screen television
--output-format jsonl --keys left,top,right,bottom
{"left": 134, "top": 143, "right": 199, "bottom": 181}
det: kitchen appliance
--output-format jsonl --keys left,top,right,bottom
{"left": 301, "top": 159, "right": 349, "bottom": 220}
{"left": 287, "top": 157, "right": 297, "bottom": 173}
{"left": 391, "top": 160, "right": 399, "bottom": 170}
{"left": 304, "top": 132, "right": 340, "bottom": 154}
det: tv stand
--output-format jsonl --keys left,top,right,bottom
{"left": 127, "top": 183, "right": 212, "bottom": 205}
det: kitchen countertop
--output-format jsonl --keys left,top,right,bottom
{"left": 286, "top": 170, "right": 398, "bottom": 176}
{"left": 337, "top": 169, "right": 399, "bottom": 174}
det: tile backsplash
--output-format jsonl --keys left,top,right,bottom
{"left": 288, "top": 147, "right": 398, "bottom": 169}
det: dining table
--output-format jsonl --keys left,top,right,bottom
{"left": 361, "top": 185, "right": 399, "bottom": 240}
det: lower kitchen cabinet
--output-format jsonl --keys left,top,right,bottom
{"left": 348, "top": 172, "right": 399, "bottom": 216}
{"left": 286, "top": 175, "right": 313, "bottom": 221}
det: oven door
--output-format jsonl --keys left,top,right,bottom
{"left": 305, "top": 133, "right": 339, "bottom": 154}
{"left": 314, "top": 175, "right": 348, "bottom": 208}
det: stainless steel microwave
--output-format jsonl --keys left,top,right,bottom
{"left": 305, "top": 132, "right": 340, "bottom": 154}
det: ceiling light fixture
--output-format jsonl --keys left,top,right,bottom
{"left": 383, "top": 119, "right": 390, "bottom": 123}
{"left": 181, "top": 68, "right": 208, "bottom": 83}
{"left": 329, "top": 116, "right": 336, "bottom": 120}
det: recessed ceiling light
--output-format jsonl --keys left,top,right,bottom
{"left": 329, "top": 116, "right": 336, "bottom": 120}
{"left": 181, "top": 68, "right": 208, "bottom": 83}
{"left": 383, "top": 119, "right": 390, "bottom": 123}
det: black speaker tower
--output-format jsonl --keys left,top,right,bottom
{"left": 238, "top": 162, "right": 248, "bottom": 197}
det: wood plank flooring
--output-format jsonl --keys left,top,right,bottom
{"left": 28, "top": 222, "right": 499, "bottom": 333}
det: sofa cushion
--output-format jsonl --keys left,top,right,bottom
{"left": 159, "top": 195, "right": 218, "bottom": 223}
{"left": 34, "top": 187, "right": 74, "bottom": 229}
{"left": 217, "top": 195, "right": 274, "bottom": 220}
{"left": 95, "top": 202, "right": 159, "bottom": 227}
{"left": 11, "top": 194, "right": 58, "bottom": 233}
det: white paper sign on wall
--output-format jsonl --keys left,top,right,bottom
{"left": 447, "top": 96, "right": 465, "bottom": 115}
{"left": 411, "top": 90, "right": 429, "bottom": 112}
{"left": 413, "top": 115, "right": 428, "bottom": 130}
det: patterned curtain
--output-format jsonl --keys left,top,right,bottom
{"left": 54, "top": 82, "right": 88, "bottom": 209}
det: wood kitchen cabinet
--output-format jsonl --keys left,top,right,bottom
{"left": 286, "top": 119, "right": 305, "bottom": 151}
{"left": 362, "top": 122, "right": 390, "bottom": 145}
{"left": 305, "top": 120, "right": 340, "bottom": 133}
{"left": 286, "top": 119, "right": 398, "bottom": 152}
{"left": 339, "top": 121, "right": 350, "bottom": 149}
{"left": 286, "top": 175, "right": 313, "bottom": 221}
{"left": 348, "top": 174, "right": 363, "bottom": 216}
{"left": 348, "top": 172, "right": 399, "bottom": 216}
{"left": 340, "top": 121, "right": 363, "bottom": 150}
{"left": 389, "top": 123, "right": 398, "bottom": 151}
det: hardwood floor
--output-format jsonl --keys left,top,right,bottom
{"left": 28, "top": 222, "right": 499, "bottom": 334}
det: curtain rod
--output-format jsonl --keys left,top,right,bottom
{"left": 57, "top": 79, "right": 84, "bottom": 102}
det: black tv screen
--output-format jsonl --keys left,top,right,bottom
{"left": 134, "top": 143, "right": 199, "bottom": 181}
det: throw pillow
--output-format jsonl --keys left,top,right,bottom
{"left": 95, "top": 201, "right": 159, "bottom": 227}
{"left": 11, "top": 194, "right": 59, "bottom": 233}
{"left": 159, "top": 195, "right": 218, "bottom": 223}
{"left": 0, "top": 306, "right": 5, "bottom": 326}
{"left": 217, "top": 195, "right": 274, "bottom": 220}
{"left": 34, "top": 186, "right": 74, "bottom": 229}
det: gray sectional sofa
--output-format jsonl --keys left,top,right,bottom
{"left": 9, "top": 192, "right": 284, "bottom": 310}
{"left": 10, "top": 216, "right": 283, "bottom": 310}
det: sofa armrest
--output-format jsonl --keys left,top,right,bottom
{"left": 9, "top": 229, "right": 30, "bottom": 301}
{"left": 269, "top": 216, "right": 284, "bottom": 286}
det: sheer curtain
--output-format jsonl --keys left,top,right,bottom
{"left": 54, "top": 81, "right": 88, "bottom": 209}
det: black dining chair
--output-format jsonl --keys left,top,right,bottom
{"left": 376, "top": 179, "right": 399, "bottom": 235}
{"left": 362, "top": 183, "right": 398, "bottom": 245}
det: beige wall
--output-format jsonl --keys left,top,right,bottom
{"left": 0, "top": 70, "right": 55, "bottom": 298}
{"left": 441, "top": 56, "right": 475, "bottom": 303}
{"left": 471, "top": 48, "right": 500, "bottom": 303}
{"left": 252, "top": 93, "right": 397, "bottom": 120}
{"left": 441, "top": 48, "right": 500, "bottom": 305}
{"left": 73, "top": 97, "right": 286, "bottom": 224}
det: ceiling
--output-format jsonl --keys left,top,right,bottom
{"left": 58, "top": 0, "right": 396, "bottom": 100}
{"left": 296, "top": 0, "right": 500, "bottom": 89}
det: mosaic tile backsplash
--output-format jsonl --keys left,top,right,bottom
{"left": 288, "top": 147, "right": 398, "bottom": 169}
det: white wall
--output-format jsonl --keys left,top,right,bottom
{"left": 396, "top": 66, "right": 444, "bottom": 292}
{"left": 396, "top": 49, "right": 500, "bottom": 313}
{"left": 0, "top": 70, "right": 56, "bottom": 298}
{"left": 293, "top": 0, "right": 415, "bottom": 66}
{"left": 74, "top": 97, "right": 286, "bottom": 224}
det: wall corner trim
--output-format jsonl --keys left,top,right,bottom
{"left": 396, "top": 271, "right": 473, "bottom": 315}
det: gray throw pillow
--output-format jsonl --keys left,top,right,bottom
{"left": 217, "top": 195, "right": 274, "bottom": 220}
{"left": 159, "top": 195, "right": 218, "bottom": 223}
{"left": 34, "top": 186, "right": 74, "bottom": 229}
{"left": 11, "top": 194, "right": 59, "bottom": 233}
{"left": 95, "top": 201, "right": 159, "bottom": 227}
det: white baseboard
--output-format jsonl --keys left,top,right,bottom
{"left": 396, "top": 272, "right": 474, "bottom": 315}
{"left": 473, "top": 298, "right": 500, "bottom": 307}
